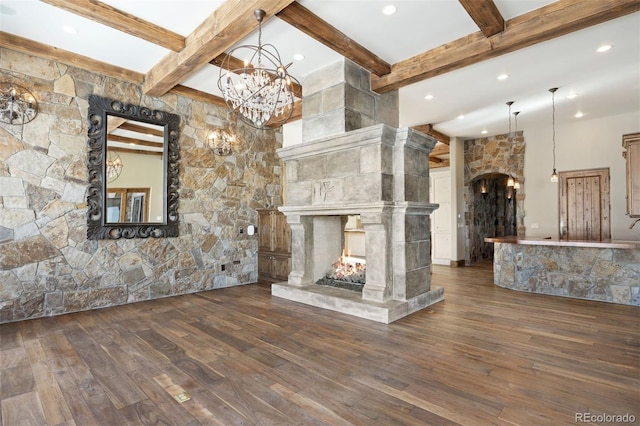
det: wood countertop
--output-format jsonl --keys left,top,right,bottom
{"left": 484, "top": 236, "right": 640, "bottom": 249}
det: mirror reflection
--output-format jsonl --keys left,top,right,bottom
{"left": 105, "top": 116, "right": 164, "bottom": 223}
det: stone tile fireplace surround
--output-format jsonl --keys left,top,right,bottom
{"left": 272, "top": 124, "right": 443, "bottom": 323}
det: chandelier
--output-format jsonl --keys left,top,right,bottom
{"left": 217, "top": 9, "right": 300, "bottom": 129}
{"left": 106, "top": 150, "right": 123, "bottom": 183}
{"left": 0, "top": 83, "right": 38, "bottom": 125}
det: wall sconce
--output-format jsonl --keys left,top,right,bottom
{"left": 208, "top": 129, "right": 233, "bottom": 156}
{"left": 0, "top": 83, "right": 38, "bottom": 125}
{"left": 481, "top": 178, "right": 488, "bottom": 195}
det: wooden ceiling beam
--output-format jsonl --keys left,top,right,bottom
{"left": 107, "top": 135, "right": 163, "bottom": 148}
{"left": 0, "top": 32, "right": 143, "bottom": 83}
{"left": 144, "top": 0, "right": 295, "bottom": 97}
{"left": 458, "top": 0, "right": 504, "bottom": 38}
{"left": 372, "top": 0, "right": 640, "bottom": 93}
{"left": 118, "top": 122, "right": 164, "bottom": 137}
{"left": 276, "top": 2, "right": 391, "bottom": 77}
{"left": 40, "top": 0, "right": 185, "bottom": 52}
{"left": 430, "top": 158, "right": 450, "bottom": 168}
{"left": 412, "top": 124, "right": 451, "bottom": 145}
{"left": 430, "top": 143, "right": 451, "bottom": 157}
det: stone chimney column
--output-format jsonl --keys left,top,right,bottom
{"left": 301, "top": 58, "right": 399, "bottom": 142}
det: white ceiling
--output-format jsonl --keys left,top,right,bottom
{"left": 1, "top": 0, "right": 638, "bottom": 140}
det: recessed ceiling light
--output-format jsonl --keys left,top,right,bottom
{"left": 457, "top": 114, "right": 465, "bottom": 120}
{"left": 382, "top": 5, "right": 397, "bottom": 15}
{"left": 62, "top": 25, "right": 77, "bottom": 35}
{"left": 293, "top": 53, "right": 305, "bottom": 61}
{"left": 424, "top": 94, "right": 434, "bottom": 100}
{"left": 497, "top": 73, "right": 509, "bottom": 80}
{"left": 481, "top": 129, "right": 488, "bottom": 134}
{"left": 574, "top": 111, "right": 584, "bottom": 118}
{"left": 567, "top": 92, "right": 578, "bottom": 99}
{"left": 596, "top": 44, "right": 612, "bottom": 53}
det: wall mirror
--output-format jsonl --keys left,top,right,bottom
{"left": 87, "top": 95, "right": 180, "bottom": 239}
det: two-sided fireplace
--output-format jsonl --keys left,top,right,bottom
{"left": 271, "top": 124, "right": 444, "bottom": 323}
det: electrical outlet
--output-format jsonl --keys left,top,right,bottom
{"left": 531, "top": 223, "right": 539, "bottom": 229}
{"left": 239, "top": 227, "right": 243, "bottom": 234}
{"left": 221, "top": 264, "right": 225, "bottom": 271}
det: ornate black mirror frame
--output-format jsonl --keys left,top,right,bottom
{"left": 86, "top": 95, "right": 180, "bottom": 239}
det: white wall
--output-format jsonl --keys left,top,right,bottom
{"left": 110, "top": 151, "right": 164, "bottom": 222}
{"left": 523, "top": 111, "right": 640, "bottom": 240}
{"left": 282, "top": 120, "right": 303, "bottom": 148}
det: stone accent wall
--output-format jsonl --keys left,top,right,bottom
{"left": 0, "top": 48, "right": 283, "bottom": 323}
{"left": 493, "top": 242, "right": 640, "bottom": 306}
{"left": 302, "top": 58, "right": 398, "bottom": 142}
{"left": 464, "top": 131, "right": 525, "bottom": 263}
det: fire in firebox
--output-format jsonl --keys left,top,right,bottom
{"left": 316, "top": 249, "right": 366, "bottom": 292}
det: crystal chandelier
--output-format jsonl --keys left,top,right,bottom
{"left": 217, "top": 9, "right": 300, "bottom": 129}
{"left": 106, "top": 150, "right": 123, "bottom": 183}
{"left": 0, "top": 83, "right": 38, "bottom": 125}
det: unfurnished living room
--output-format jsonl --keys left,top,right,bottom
{"left": 0, "top": 1, "right": 638, "bottom": 425}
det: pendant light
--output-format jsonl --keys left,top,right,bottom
{"left": 513, "top": 111, "right": 521, "bottom": 190}
{"left": 549, "top": 87, "right": 559, "bottom": 183}
{"left": 506, "top": 101, "right": 515, "bottom": 187}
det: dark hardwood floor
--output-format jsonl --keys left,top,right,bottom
{"left": 1, "top": 262, "right": 638, "bottom": 425}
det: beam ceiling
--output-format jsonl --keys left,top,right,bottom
{"left": 40, "top": 0, "right": 185, "bottom": 51}
{"left": 458, "top": 0, "right": 504, "bottom": 38}
{"left": 371, "top": 0, "right": 639, "bottom": 93}
{"left": 276, "top": 2, "right": 391, "bottom": 77}
{"left": 143, "top": 0, "right": 296, "bottom": 97}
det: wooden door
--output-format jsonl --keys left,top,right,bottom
{"left": 258, "top": 210, "right": 273, "bottom": 252}
{"left": 559, "top": 168, "right": 610, "bottom": 240}
{"left": 272, "top": 212, "right": 291, "bottom": 254}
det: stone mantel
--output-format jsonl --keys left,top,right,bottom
{"left": 278, "top": 124, "right": 436, "bottom": 161}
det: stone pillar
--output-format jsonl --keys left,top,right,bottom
{"left": 361, "top": 210, "right": 393, "bottom": 302}
{"left": 302, "top": 58, "right": 398, "bottom": 142}
{"left": 287, "top": 215, "right": 314, "bottom": 286}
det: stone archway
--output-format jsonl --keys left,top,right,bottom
{"left": 464, "top": 131, "right": 525, "bottom": 264}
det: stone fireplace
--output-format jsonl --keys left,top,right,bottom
{"left": 271, "top": 59, "right": 443, "bottom": 323}
{"left": 272, "top": 124, "right": 443, "bottom": 323}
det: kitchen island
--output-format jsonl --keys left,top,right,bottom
{"left": 484, "top": 236, "right": 640, "bottom": 306}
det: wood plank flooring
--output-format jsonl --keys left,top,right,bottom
{"left": 1, "top": 263, "right": 638, "bottom": 425}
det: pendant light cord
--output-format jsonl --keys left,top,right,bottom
{"left": 552, "top": 89, "right": 556, "bottom": 170}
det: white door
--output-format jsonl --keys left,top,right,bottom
{"left": 430, "top": 171, "right": 452, "bottom": 265}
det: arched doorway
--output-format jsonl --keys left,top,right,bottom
{"left": 470, "top": 174, "right": 517, "bottom": 262}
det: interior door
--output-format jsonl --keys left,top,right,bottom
{"left": 430, "top": 171, "right": 452, "bottom": 265}
{"left": 559, "top": 168, "right": 610, "bottom": 240}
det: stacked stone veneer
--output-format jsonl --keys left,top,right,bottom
{"left": 493, "top": 243, "right": 640, "bottom": 306}
{"left": 0, "top": 48, "right": 283, "bottom": 323}
{"left": 464, "top": 131, "right": 525, "bottom": 263}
